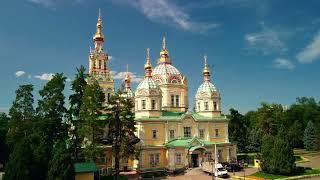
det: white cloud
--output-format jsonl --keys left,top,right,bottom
{"left": 27, "top": 0, "right": 83, "bottom": 7}
{"left": 112, "top": 71, "right": 143, "bottom": 83}
{"left": 34, "top": 73, "right": 54, "bottom": 81}
{"left": 273, "top": 58, "right": 295, "bottom": 70}
{"left": 111, "top": 0, "right": 219, "bottom": 33}
{"left": 27, "top": 0, "right": 55, "bottom": 7}
{"left": 15, "top": 71, "right": 26, "bottom": 77}
{"left": 296, "top": 31, "right": 320, "bottom": 63}
{"left": 244, "top": 23, "right": 288, "bottom": 55}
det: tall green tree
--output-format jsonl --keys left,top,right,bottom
{"left": 256, "top": 103, "right": 284, "bottom": 136}
{"left": 48, "top": 140, "right": 75, "bottom": 180}
{"left": 79, "top": 80, "right": 105, "bottom": 161}
{"left": 37, "top": 73, "right": 67, "bottom": 143}
{"left": 105, "top": 91, "right": 137, "bottom": 180}
{"left": 246, "top": 128, "right": 262, "bottom": 152}
{"left": 4, "top": 85, "right": 36, "bottom": 180}
{"left": 303, "top": 120, "right": 317, "bottom": 151}
{"left": 4, "top": 136, "right": 36, "bottom": 180}
{"left": 69, "top": 65, "right": 87, "bottom": 161}
{"left": 33, "top": 73, "right": 68, "bottom": 179}
{"left": 260, "top": 135, "right": 275, "bottom": 173}
{"left": 0, "top": 113, "right": 9, "bottom": 168}
{"left": 6, "top": 84, "right": 35, "bottom": 148}
{"left": 228, "top": 108, "right": 248, "bottom": 152}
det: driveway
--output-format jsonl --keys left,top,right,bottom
{"left": 167, "top": 167, "right": 213, "bottom": 180}
{"left": 297, "top": 152, "right": 320, "bottom": 169}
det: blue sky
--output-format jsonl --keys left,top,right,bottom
{"left": 1, "top": 0, "right": 320, "bottom": 114}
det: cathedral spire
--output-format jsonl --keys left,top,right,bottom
{"left": 144, "top": 48, "right": 152, "bottom": 77}
{"left": 93, "top": 9, "right": 105, "bottom": 43}
{"left": 203, "top": 54, "right": 210, "bottom": 81}
{"left": 124, "top": 64, "right": 131, "bottom": 89}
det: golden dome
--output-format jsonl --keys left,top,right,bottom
{"left": 93, "top": 9, "right": 105, "bottom": 41}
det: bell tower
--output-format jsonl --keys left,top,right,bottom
{"left": 87, "top": 10, "right": 114, "bottom": 102}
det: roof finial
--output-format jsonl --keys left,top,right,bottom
{"left": 162, "top": 35, "right": 166, "bottom": 49}
{"left": 203, "top": 54, "right": 210, "bottom": 81}
{"left": 98, "top": 8, "right": 101, "bottom": 20}
{"left": 125, "top": 64, "right": 130, "bottom": 81}
{"left": 144, "top": 48, "right": 152, "bottom": 76}
{"left": 204, "top": 54, "right": 208, "bottom": 66}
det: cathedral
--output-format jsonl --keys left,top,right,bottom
{"left": 87, "top": 12, "right": 237, "bottom": 172}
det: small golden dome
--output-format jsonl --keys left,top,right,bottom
{"left": 93, "top": 9, "right": 105, "bottom": 41}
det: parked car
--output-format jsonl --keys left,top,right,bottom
{"left": 225, "top": 163, "right": 243, "bottom": 172}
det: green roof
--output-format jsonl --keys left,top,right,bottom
{"left": 164, "top": 137, "right": 225, "bottom": 148}
{"left": 74, "top": 162, "right": 98, "bottom": 173}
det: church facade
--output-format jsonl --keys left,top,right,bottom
{"left": 88, "top": 12, "right": 237, "bottom": 172}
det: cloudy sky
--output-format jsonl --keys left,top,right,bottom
{"left": 1, "top": 0, "right": 320, "bottom": 113}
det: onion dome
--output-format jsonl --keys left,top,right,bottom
{"left": 93, "top": 9, "right": 105, "bottom": 42}
{"left": 152, "top": 36, "right": 183, "bottom": 84}
{"left": 136, "top": 48, "right": 161, "bottom": 95}
{"left": 196, "top": 55, "right": 219, "bottom": 99}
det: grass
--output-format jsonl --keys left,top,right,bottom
{"left": 250, "top": 168, "right": 320, "bottom": 180}
{"left": 251, "top": 172, "right": 288, "bottom": 179}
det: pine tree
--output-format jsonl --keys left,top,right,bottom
{"left": 105, "top": 90, "right": 137, "bottom": 180}
{"left": 6, "top": 84, "right": 35, "bottom": 148}
{"left": 34, "top": 73, "right": 68, "bottom": 178}
{"left": 304, "top": 120, "right": 317, "bottom": 151}
{"left": 48, "top": 141, "right": 75, "bottom": 180}
{"left": 69, "top": 65, "right": 87, "bottom": 161}
{"left": 79, "top": 80, "right": 105, "bottom": 161}
{"left": 271, "top": 135, "right": 295, "bottom": 175}
{"left": 4, "top": 84, "right": 36, "bottom": 180}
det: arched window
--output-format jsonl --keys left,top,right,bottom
{"left": 213, "top": 102, "right": 217, "bottom": 111}
{"left": 171, "top": 79, "right": 178, "bottom": 83}
{"left": 204, "top": 102, "right": 209, "bottom": 110}
{"left": 151, "top": 99, "right": 156, "bottom": 110}
{"left": 142, "top": 100, "right": 146, "bottom": 110}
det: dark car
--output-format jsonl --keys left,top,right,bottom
{"left": 225, "top": 163, "right": 243, "bottom": 172}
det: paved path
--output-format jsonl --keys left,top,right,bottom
{"left": 167, "top": 167, "right": 213, "bottom": 180}
{"left": 297, "top": 152, "right": 320, "bottom": 169}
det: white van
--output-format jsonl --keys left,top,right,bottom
{"left": 201, "top": 162, "right": 228, "bottom": 177}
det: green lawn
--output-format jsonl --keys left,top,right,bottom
{"left": 250, "top": 169, "right": 320, "bottom": 180}
{"left": 251, "top": 172, "right": 288, "bottom": 179}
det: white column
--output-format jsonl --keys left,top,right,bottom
{"left": 225, "top": 123, "right": 229, "bottom": 142}
{"left": 178, "top": 123, "right": 182, "bottom": 138}
{"left": 165, "top": 122, "right": 168, "bottom": 142}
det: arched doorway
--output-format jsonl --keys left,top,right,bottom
{"left": 189, "top": 146, "right": 207, "bottom": 168}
